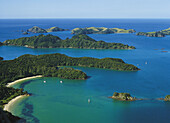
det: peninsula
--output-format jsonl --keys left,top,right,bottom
{"left": 0, "top": 53, "right": 139, "bottom": 121}
{"left": 111, "top": 92, "right": 137, "bottom": 101}
{"left": 26, "top": 26, "right": 69, "bottom": 33}
{"left": 0, "top": 53, "right": 139, "bottom": 85}
{"left": 71, "top": 27, "right": 136, "bottom": 34}
{"left": 3, "top": 34, "right": 135, "bottom": 49}
{"left": 136, "top": 27, "right": 170, "bottom": 37}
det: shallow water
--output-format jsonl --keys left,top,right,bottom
{"left": 0, "top": 19, "right": 170, "bottom": 123}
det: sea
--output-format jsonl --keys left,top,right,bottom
{"left": 0, "top": 19, "right": 170, "bottom": 123}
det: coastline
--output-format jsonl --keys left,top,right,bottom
{"left": 7, "top": 75, "right": 43, "bottom": 87}
{"left": 3, "top": 95, "right": 29, "bottom": 112}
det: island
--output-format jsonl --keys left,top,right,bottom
{"left": 110, "top": 92, "right": 137, "bottom": 101}
{"left": 136, "top": 27, "right": 170, "bottom": 37}
{"left": 136, "top": 32, "right": 165, "bottom": 37}
{"left": 26, "top": 26, "right": 69, "bottom": 33}
{"left": 3, "top": 34, "right": 136, "bottom": 49}
{"left": 46, "top": 27, "right": 69, "bottom": 32}
{"left": 27, "top": 26, "right": 47, "bottom": 33}
{"left": 0, "top": 57, "right": 3, "bottom": 61}
{"left": 164, "top": 95, "right": 170, "bottom": 101}
{"left": 0, "top": 53, "right": 139, "bottom": 121}
{"left": 71, "top": 27, "right": 136, "bottom": 34}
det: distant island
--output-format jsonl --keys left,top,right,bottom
{"left": 71, "top": 27, "right": 136, "bottom": 34}
{"left": 164, "top": 95, "right": 170, "bottom": 101}
{"left": 24, "top": 26, "right": 69, "bottom": 34}
{"left": 110, "top": 92, "right": 137, "bottom": 101}
{"left": 136, "top": 28, "right": 170, "bottom": 37}
{"left": 3, "top": 34, "right": 135, "bottom": 49}
{"left": 0, "top": 42, "right": 3, "bottom": 46}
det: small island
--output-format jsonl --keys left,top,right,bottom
{"left": 111, "top": 92, "right": 137, "bottom": 101}
{"left": 136, "top": 32, "right": 165, "bottom": 37}
{"left": 26, "top": 26, "right": 69, "bottom": 33}
{"left": 157, "top": 95, "right": 170, "bottom": 101}
{"left": 3, "top": 34, "right": 135, "bottom": 49}
{"left": 136, "top": 28, "right": 170, "bottom": 37}
{"left": 71, "top": 27, "right": 136, "bottom": 34}
{"left": 164, "top": 95, "right": 170, "bottom": 101}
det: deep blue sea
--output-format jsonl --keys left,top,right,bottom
{"left": 0, "top": 19, "right": 170, "bottom": 123}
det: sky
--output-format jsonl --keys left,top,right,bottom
{"left": 0, "top": 0, "right": 170, "bottom": 19}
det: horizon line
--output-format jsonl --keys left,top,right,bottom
{"left": 1, "top": 17, "right": 170, "bottom": 19}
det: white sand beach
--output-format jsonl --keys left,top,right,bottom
{"left": 3, "top": 95, "right": 29, "bottom": 112}
{"left": 7, "top": 75, "right": 42, "bottom": 87}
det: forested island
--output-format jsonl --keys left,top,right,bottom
{"left": 111, "top": 92, "right": 137, "bottom": 101}
{"left": 3, "top": 34, "right": 135, "bottom": 49}
{"left": 0, "top": 53, "right": 139, "bottom": 85}
{"left": 136, "top": 28, "right": 170, "bottom": 37}
{"left": 25, "top": 26, "right": 69, "bottom": 33}
{"left": 0, "top": 53, "right": 139, "bottom": 121}
{"left": 71, "top": 27, "right": 136, "bottom": 34}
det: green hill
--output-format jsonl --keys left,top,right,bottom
{"left": 71, "top": 27, "right": 136, "bottom": 34}
{"left": 3, "top": 34, "right": 135, "bottom": 49}
{"left": 27, "top": 26, "right": 47, "bottom": 33}
{"left": 27, "top": 26, "right": 69, "bottom": 33}
{"left": 46, "top": 27, "right": 69, "bottom": 32}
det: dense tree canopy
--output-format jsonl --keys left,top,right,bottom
{"left": 3, "top": 34, "right": 135, "bottom": 49}
{"left": 0, "top": 53, "right": 139, "bottom": 85}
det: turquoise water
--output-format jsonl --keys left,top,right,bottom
{"left": 0, "top": 19, "right": 170, "bottom": 123}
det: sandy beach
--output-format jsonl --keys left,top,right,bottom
{"left": 3, "top": 95, "right": 29, "bottom": 112}
{"left": 7, "top": 75, "right": 42, "bottom": 87}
